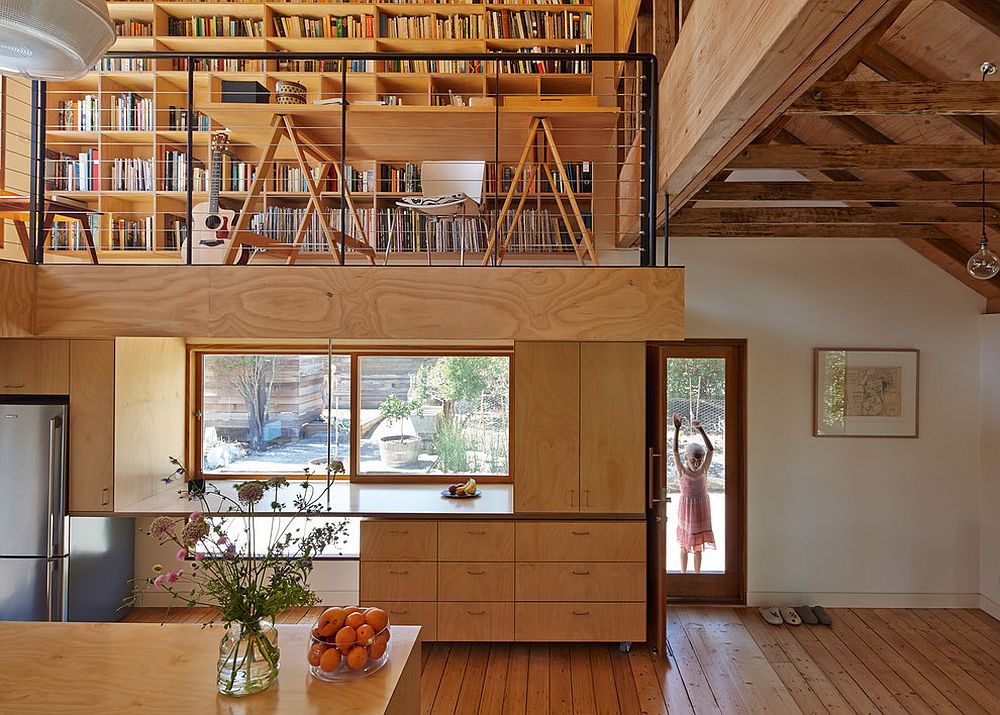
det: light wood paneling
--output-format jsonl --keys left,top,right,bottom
{"left": 361, "top": 562, "right": 438, "bottom": 602}
{"left": 515, "top": 521, "right": 645, "bottom": 562}
{"left": 113, "top": 337, "right": 185, "bottom": 509}
{"left": 580, "top": 342, "right": 645, "bottom": 514}
{"left": 438, "top": 563, "right": 514, "bottom": 602}
{"left": 514, "top": 603, "right": 646, "bottom": 642}
{"left": 514, "top": 563, "right": 646, "bottom": 602}
{"left": 437, "top": 602, "right": 515, "bottom": 642}
{"left": 437, "top": 522, "right": 513, "bottom": 562}
{"left": 32, "top": 266, "right": 685, "bottom": 341}
{"left": 68, "top": 340, "right": 114, "bottom": 513}
{"left": 0, "top": 339, "right": 68, "bottom": 393}
{"left": 361, "top": 520, "right": 437, "bottom": 562}
{"left": 0, "top": 261, "right": 35, "bottom": 337}
{"left": 362, "top": 601, "right": 437, "bottom": 643}
{"left": 513, "top": 342, "right": 580, "bottom": 513}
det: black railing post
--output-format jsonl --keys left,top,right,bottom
{"left": 186, "top": 60, "right": 194, "bottom": 265}
{"left": 27, "top": 80, "right": 39, "bottom": 264}
{"left": 340, "top": 58, "right": 347, "bottom": 267}
{"left": 641, "top": 55, "right": 658, "bottom": 267}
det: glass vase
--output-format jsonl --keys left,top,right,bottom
{"left": 217, "top": 618, "right": 280, "bottom": 697}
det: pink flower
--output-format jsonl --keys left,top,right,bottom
{"left": 165, "top": 570, "right": 182, "bottom": 584}
{"left": 148, "top": 516, "right": 175, "bottom": 538}
{"left": 216, "top": 535, "right": 228, "bottom": 546}
{"left": 195, "top": 551, "right": 206, "bottom": 562}
{"left": 188, "top": 511, "right": 204, "bottom": 522}
{"left": 176, "top": 548, "right": 188, "bottom": 561}
{"left": 153, "top": 574, "right": 165, "bottom": 589}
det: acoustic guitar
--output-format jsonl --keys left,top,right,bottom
{"left": 184, "top": 130, "right": 239, "bottom": 264}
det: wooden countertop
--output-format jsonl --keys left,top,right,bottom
{"left": 117, "top": 482, "right": 515, "bottom": 518}
{"left": 0, "top": 623, "right": 420, "bottom": 715}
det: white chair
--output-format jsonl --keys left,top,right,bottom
{"left": 392, "top": 161, "right": 486, "bottom": 265}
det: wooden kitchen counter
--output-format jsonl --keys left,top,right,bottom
{"left": 0, "top": 623, "right": 420, "bottom": 715}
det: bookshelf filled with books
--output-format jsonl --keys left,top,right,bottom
{"left": 38, "top": 0, "right": 618, "bottom": 262}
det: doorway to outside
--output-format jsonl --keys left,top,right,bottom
{"left": 646, "top": 340, "right": 746, "bottom": 653}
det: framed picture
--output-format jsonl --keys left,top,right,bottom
{"left": 813, "top": 348, "right": 919, "bottom": 438}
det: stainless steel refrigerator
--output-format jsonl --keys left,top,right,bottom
{"left": 0, "top": 396, "right": 134, "bottom": 621}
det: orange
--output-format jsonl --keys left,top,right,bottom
{"left": 319, "top": 647, "right": 341, "bottom": 672}
{"left": 356, "top": 623, "right": 375, "bottom": 644}
{"left": 317, "top": 607, "right": 346, "bottom": 638}
{"left": 334, "top": 625, "right": 357, "bottom": 654}
{"left": 368, "top": 633, "right": 389, "bottom": 660}
{"left": 364, "top": 608, "right": 389, "bottom": 632}
{"left": 307, "top": 641, "right": 327, "bottom": 667}
{"left": 346, "top": 645, "right": 368, "bottom": 670}
{"left": 345, "top": 611, "right": 365, "bottom": 629}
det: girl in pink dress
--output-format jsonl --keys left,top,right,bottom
{"left": 672, "top": 414, "right": 716, "bottom": 574}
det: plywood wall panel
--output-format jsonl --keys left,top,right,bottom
{"left": 0, "top": 260, "right": 35, "bottom": 336}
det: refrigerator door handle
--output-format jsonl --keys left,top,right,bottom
{"left": 47, "top": 557, "right": 65, "bottom": 622}
{"left": 47, "top": 415, "right": 64, "bottom": 558}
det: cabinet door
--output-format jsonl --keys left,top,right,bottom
{"left": 513, "top": 342, "right": 580, "bottom": 513}
{"left": 68, "top": 340, "right": 114, "bottom": 513}
{"left": 0, "top": 340, "right": 69, "bottom": 394}
{"left": 580, "top": 342, "right": 645, "bottom": 514}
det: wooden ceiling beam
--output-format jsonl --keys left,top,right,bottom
{"left": 673, "top": 205, "right": 1000, "bottom": 224}
{"left": 693, "top": 181, "right": 1000, "bottom": 202}
{"left": 788, "top": 81, "right": 1000, "bottom": 115}
{"left": 661, "top": 0, "right": 909, "bottom": 216}
{"left": 945, "top": 0, "right": 1000, "bottom": 37}
{"left": 670, "top": 223, "right": 956, "bottom": 238}
{"left": 729, "top": 144, "right": 1000, "bottom": 170}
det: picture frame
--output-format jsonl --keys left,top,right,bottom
{"left": 813, "top": 348, "right": 919, "bottom": 438}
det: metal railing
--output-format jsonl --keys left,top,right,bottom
{"left": 5, "top": 50, "right": 660, "bottom": 267}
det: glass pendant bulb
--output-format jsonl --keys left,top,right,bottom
{"left": 968, "top": 234, "right": 1000, "bottom": 280}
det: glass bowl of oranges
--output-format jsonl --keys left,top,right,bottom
{"left": 307, "top": 606, "right": 391, "bottom": 682}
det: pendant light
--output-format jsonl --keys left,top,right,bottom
{"left": 968, "top": 61, "right": 1000, "bottom": 280}
{"left": 0, "top": 0, "right": 115, "bottom": 81}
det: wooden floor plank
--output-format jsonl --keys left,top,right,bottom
{"left": 432, "top": 643, "right": 470, "bottom": 714}
{"left": 666, "top": 611, "right": 721, "bottom": 712}
{"left": 503, "top": 645, "right": 530, "bottom": 715}
{"left": 588, "top": 644, "right": 621, "bottom": 715}
{"left": 477, "top": 644, "right": 510, "bottom": 715}
{"left": 651, "top": 649, "right": 697, "bottom": 715}
{"left": 912, "top": 609, "right": 1000, "bottom": 673}
{"left": 788, "top": 623, "right": 881, "bottom": 714}
{"left": 954, "top": 608, "right": 1000, "bottom": 647}
{"left": 549, "top": 645, "right": 573, "bottom": 715}
{"left": 526, "top": 645, "right": 550, "bottom": 714}
{"left": 609, "top": 645, "right": 641, "bottom": 715}
{"left": 454, "top": 644, "right": 490, "bottom": 715}
{"left": 421, "top": 644, "right": 451, "bottom": 715}
{"left": 569, "top": 643, "right": 597, "bottom": 715}
{"left": 833, "top": 609, "right": 962, "bottom": 715}
{"left": 627, "top": 648, "right": 668, "bottom": 715}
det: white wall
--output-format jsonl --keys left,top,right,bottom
{"left": 673, "top": 237, "right": 985, "bottom": 607}
{"left": 980, "top": 315, "right": 1000, "bottom": 618}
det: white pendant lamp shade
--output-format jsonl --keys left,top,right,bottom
{"left": 0, "top": 0, "right": 115, "bottom": 81}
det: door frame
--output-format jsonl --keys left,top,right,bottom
{"left": 646, "top": 339, "right": 747, "bottom": 651}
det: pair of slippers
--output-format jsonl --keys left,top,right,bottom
{"left": 759, "top": 605, "right": 831, "bottom": 626}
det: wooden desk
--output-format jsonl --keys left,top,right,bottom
{"left": 0, "top": 196, "right": 99, "bottom": 264}
{"left": 0, "top": 623, "right": 420, "bottom": 714}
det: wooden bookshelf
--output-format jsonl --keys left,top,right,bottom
{"left": 39, "top": 0, "right": 620, "bottom": 261}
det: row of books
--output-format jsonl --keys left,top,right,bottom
{"left": 277, "top": 58, "right": 376, "bottom": 72}
{"left": 97, "top": 57, "right": 152, "bottom": 72}
{"left": 217, "top": 154, "right": 258, "bottom": 192}
{"left": 110, "top": 157, "right": 153, "bottom": 192}
{"left": 486, "top": 161, "right": 592, "bottom": 194}
{"left": 273, "top": 14, "right": 373, "bottom": 38}
{"left": 495, "top": 45, "right": 591, "bottom": 74}
{"left": 160, "top": 148, "right": 210, "bottom": 191}
{"left": 108, "top": 215, "right": 155, "bottom": 250}
{"left": 49, "top": 215, "right": 100, "bottom": 251}
{"left": 378, "top": 14, "right": 482, "bottom": 39}
{"left": 380, "top": 58, "right": 482, "bottom": 73}
{"left": 167, "top": 16, "right": 264, "bottom": 37}
{"left": 380, "top": 163, "right": 420, "bottom": 193}
{"left": 110, "top": 92, "right": 155, "bottom": 132}
{"left": 488, "top": 9, "right": 592, "bottom": 40}
{"left": 46, "top": 149, "right": 100, "bottom": 192}
{"left": 166, "top": 107, "right": 211, "bottom": 131}
{"left": 164, "top": 214, "right": 188, "bottom": 250}
{"left": 171, "top": 58, "right": 265, "bottom": 71}
{"left": 113, "top": 18, "right": 152, "bottom": 36}
{"left": 56, "top": 95, "right": 100, "bottom": 131}
{"left": 271, "top": 163, "right": 323, "bottom": 193}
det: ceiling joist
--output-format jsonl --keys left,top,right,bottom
{"left": 788, "top": 81, "right": 1000, "bottom": 115}
{"left": 693, "top": 181, "right": 1000, "bottom": 203}
{"left": 729, "top": 144, "right": 1000, "bottom": 171}
{"left": 674, "top": 206, "right": 1000, "bottom": 225}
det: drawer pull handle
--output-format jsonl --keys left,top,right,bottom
{"left": 467, "top": 610, "right": 486, "bottom": 616}
{"left": 572, "top": 610, "right": 591, "bottom": 616}
{"left": 570, "top": 570, "right": 591, "bottom": 576}
{"left": 2, "top": 383, "right": 24, "bottom": 389}
{"left": 466, "top": 530, "right": 487, "bottom": 535}
{"left": 571, "top": 531, "right": 591, "bottom": 536}
{"left": 389, "top": 529, "right": 409, "bottom": 535}
{"left": 389, "top": 570, "right": 409, "bottom": 575}
{"left": 467, "top": 570, "right": 486, "bottom": 576}
{"left": 389, "top": 609, "right": 409, "bottom": 615}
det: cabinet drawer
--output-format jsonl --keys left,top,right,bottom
{"left": 362, "top": 601, "right": 437, "bottom": 642}
{"left": 438, "top": 521, "right": 513, "bottom": 562}
{"left": 437, "top": 602, "right": 514, "bottom": 642}
{"left": 360, "top": 562, "right": 437, "bottom": 602}
{"left": 0, "top": 340, "right": 69, "bottom": 394}
{"left": 515, "top": 522, "right": 645, "bottom": 562}
{"left": 515, "top": 563, "right": 645, "bottom": 602}
{"left": 361, "top": 520, "right": 436, "bottom": 561}
{"left": 438, "top": 562, "right": 513, "bottom": 602}
{"left": 514, "top": 603, "right": 645, "bottom": 642}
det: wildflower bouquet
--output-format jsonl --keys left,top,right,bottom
{"left": 128, "top": 458, "right": 348, "bottom": 697}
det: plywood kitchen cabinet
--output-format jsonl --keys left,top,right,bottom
{"left": 68, "top": 340, "right": 115, "bottom": 512}
{"left": 0, "top": 339, "right": 69, "bottom": 394}
{"left": 513, "top": 342, "right": 580, "bottom": 512}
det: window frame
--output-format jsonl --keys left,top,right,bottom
{"left": 190, "top": 345, "right": 513, "bottom": 484}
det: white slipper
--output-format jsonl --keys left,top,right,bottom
{"left": 759, "top": 607, "right": 783, "bottom": 626}
{"left": 780, "top": 607, "right": 802, "bottom": 626}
